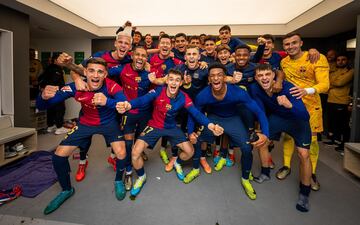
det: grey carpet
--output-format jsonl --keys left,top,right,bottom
{"left": 1, "top": 135, "right": 360, "bottom": 225}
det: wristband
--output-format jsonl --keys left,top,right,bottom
{"left": 305, "top": 87, "right": 315, "bottom": 95}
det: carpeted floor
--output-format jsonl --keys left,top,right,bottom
{"left": 1, "top": 134, "right": 360, "bottom": 225}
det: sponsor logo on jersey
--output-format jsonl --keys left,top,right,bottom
{"left": 161, "top": 64, "right": 167, "bottom": 71}
{"left": 61, "top": 86, "right": 73, "bottom": 92}
{"left": 165, "top": 103, "right": 172, "bottom": 110}
{"left": 135, "top": 77, "right": 142, "bottom": 83}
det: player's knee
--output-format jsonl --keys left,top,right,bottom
{"left": 113, "top": 146, "right": 126, "bottom": 159}
{"left": 297, "top": 148, "right": 309, "bottom": 160}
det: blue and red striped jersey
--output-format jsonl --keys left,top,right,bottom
{"left": 108, "top": 63, "right": 152, "bottom": 114}
{"left": 82, "top": 50, "right": 132, "bottom": 69}
{"left": 130, "top": 86, "right": 210, "bottom": 129}
{"left": 149, "top": 54, "right": 183, "bottom": 78}
{"left": 36, "top": 78, "right": 126, "bottom": 126}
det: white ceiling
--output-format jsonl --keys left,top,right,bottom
{"left": 50, "top": 0, "right": 323, "bottom": 26}
{"left": 1, "top": 0, "right": 358, "bottom": 38}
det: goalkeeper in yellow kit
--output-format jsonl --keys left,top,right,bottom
{"left": 277, "top": 33, "right": 329, "bottom": 191}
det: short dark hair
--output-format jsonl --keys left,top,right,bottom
{"left": 134, "top": 31, "right": 143, "bottom": 38}
{"left": 168, "top": 68, "right": 183, "bottom": 80}
{"left": 283, "top": 32, "right": 301, "bottom": 41}
{"left": 175, "top": 33, "right": 187, "bottom": 40}
{"left": 219, "top": 25, "right": 231, "bottom": 33}
{"left": 133, "top": 46, "right": 148, "bottom": 54}
{"left": 86, "top": 57, "right": 107, "bottom": 69}
{"left": 159, "top": 34, "right": 171, "bottom": 41}
{"left": 255, "top": 64, "right": 273, "bottom": 73}
{"left": 189, "top": 36, "right": 200, "bottom": 42}
{"left": 337, "top": 52, "right": 349, "bottom": 59}
{"left": 261, "top": 34, "right": 275, "bottom": 43}
{"left": 204, "top": 36, "right": 216, "bottom": 44}
{"left": 234, "top": 44, "right": 251, "bottom": 53}
{"left": 208, "top": 62, "right": 227, "bottom": 75}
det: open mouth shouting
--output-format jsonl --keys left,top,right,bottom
{"left": 177, "top": 45, "right": 186, "bottom": 52}
{"left": 117, "top": 48, "right": 127, "bottom": 58}
{"left": 89, "top": 78, "right": 101, "bottom": 90}
{"left": 212, "top": 80, "right": 222, "bottom": 91}
{"left": 169, "top": 84, "right": 178, "bottom": 95}
{"left": 260, "top": 79, "right": 272, "bottom": 90}
{"left": 134, "top": 59, "right": 145, "bottom": 70}
{"left": 187, "top": 58, "right": 198, "bottom": 69}
{"left": 264, "top": 48, "right": 271, "bottom": 56}
{"left": 160, "top": 47, "right": 170, "bottom": 56}
{"left": 218, "top": 56, "right": 228, "bottom": 65}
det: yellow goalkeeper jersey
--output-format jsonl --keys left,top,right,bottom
{"left": 281, "top": 51, "right": 329, "bottom": 132}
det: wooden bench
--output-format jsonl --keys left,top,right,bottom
{"left": 344, "top": 142, "right": 360, "bottom": 177}
{"left": 0, "top": 116, "right": 37, "bottom": 167}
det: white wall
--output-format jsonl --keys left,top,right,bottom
{"left": 0, "top": 29, "right": 14, "bottom": 122}
{"left": 30, "top": 38, "right": 92, "bottom": 120}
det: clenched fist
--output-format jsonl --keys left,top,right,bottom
{"left": 232, "top": 71, "right": 243, "bottom": 83}
{"left": 116, "top": 101, "right": 132, "bottom": 114}
{"left": 92, "top": 93, "right": 107, "bottom": 106}
{"left": 277, "top": 95, "right": 292, "bottom": 108}
{"left": 208, "top": 123, "right": 224, "bottom": 136}
{"left": 189, "top": 132, "right": 198, "bottom": 144}
{"left": 56, "top": 52, "right": 73, "bottom": 67}
{"left": 148, "top": 72, "right": 156, "bottom": 83}
{"left": 42, "top": 85, "right": 59, "bottom": 100}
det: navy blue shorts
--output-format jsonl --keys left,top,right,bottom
{"left": 138, "top": 126, "right": 188, "bottom": 148}
{"left": 60, "top": 122, "right": 124, "bottom": 149}
{"left": 237, "top": 103, "right": 255, "bottom": 130}
{"left": 121, "top": 111, "right": 151, "bottom": 135}
{"left": 198, "top": 114, "right": 251, "bottom": 151}
{"left": 268, "top": 114, "right": 311, "bottom": 149}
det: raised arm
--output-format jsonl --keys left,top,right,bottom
{"left": 56, "top": 52, "right": 85, "bottom": 76}
{"left": 36, "top": 84, "right": 75, "bottom": 110}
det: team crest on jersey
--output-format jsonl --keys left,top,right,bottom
{"left": 61, "top": 86, "right": 73, "bottom": 92}
{"left": 193, "top": 73, "right": 199, "bottom": 79}
{"left": 161, "top": 64, "right": 167, "bottom": 71}
{"left": 299, "top": 66, "right": 307, "bottom": 74}
{"left": 135, "top": 77, "right": 142, "bottom": 83}
{"left": 165, "top": 103, "right": 172, "bottom": 110}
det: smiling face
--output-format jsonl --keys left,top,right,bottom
{"left": 133, "top": 33, "right": 142, "bottom": 44}
{"left": 131, "top": 47, "right": 148, "bottom": 71}
{"left": 158, "top": 37, "right": 172, "bottom": 58}
{"left": 263, "top": 38, "right": 275, "bottom": 58}
{"left": 255, "top": 69, "right": 275, "bottom": 91}
{"left": 235, "top": 48, "right": 250, "bottom": 67}
{"left": 84, "top": 63, "right": 107, "bottom": 91}
{"left": 217, "top": 49, "right": 230, "bottom": 65}
{"left": 336, "top": 55, "right": 348, "bottom": 68}
{"left": 282, "top": 34, "right": 303, "bottom": 58}
{"left": 145, "top": 35, "right": 153, "bottom": 46}
{"left": 189, "top": 38, "right": 201, "bottom": 48}
{"left": 175, "top": 36, "right": 188, "bottom": 53}
{"left": 185, "top": 47, "right": 200, "bottom": 69}
{"left": 208, "top": 67, "right": 226, "bottom": 92}
{"left": 114, "top": 35, "right": 132, "bottom": 59}
{"left": 166, "top": 72, "right": 183, "bottom": 97}
{"left": 204, "top": 40, "right": 216, "bottom": 55}
{"left": 219, "top": 29, "right": 231, "bottom": 45}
